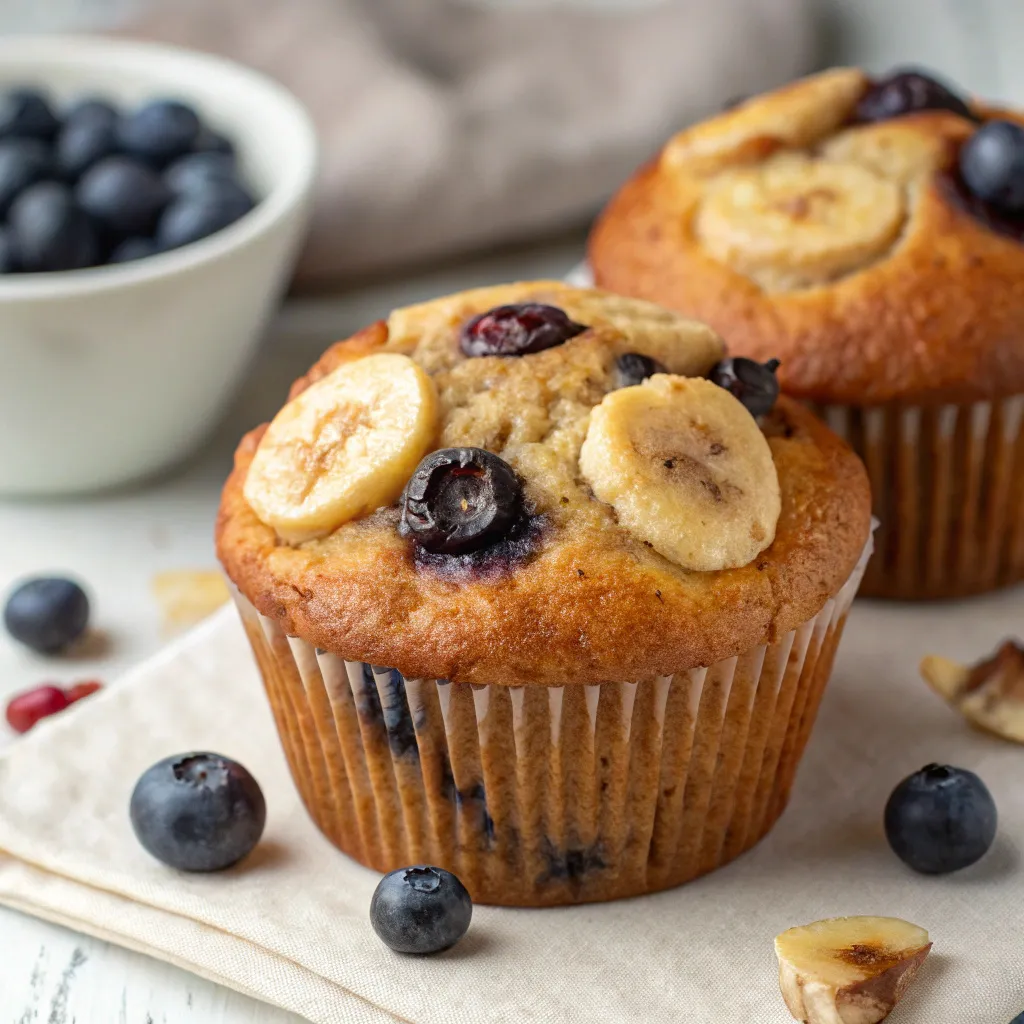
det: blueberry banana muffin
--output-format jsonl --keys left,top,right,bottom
{"left": 589, "top": 68, "right": 1024, "bottom": 600}
{"left": 217, "top": 282, "right": 872, "bottom": 906}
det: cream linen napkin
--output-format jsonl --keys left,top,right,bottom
{"left": 0, "top": 594, "right": 1022, "bottom": 1024}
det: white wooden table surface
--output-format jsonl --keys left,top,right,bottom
{"left": 0, "top": 241, "right": 580, "bottom": 1024}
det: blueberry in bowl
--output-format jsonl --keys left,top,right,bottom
{"left": 0, "top": 36, "right": 316, "bottom": 496}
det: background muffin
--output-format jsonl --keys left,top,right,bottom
{"left": 589, "top": 68, "right": 1024, "bottom": 600}
{"left": 217, "top": 282, "right": 872, "bottom": 906}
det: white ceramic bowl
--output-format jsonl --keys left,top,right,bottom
{"left": 0, "top": 36, "right": 317, "bottom": 495}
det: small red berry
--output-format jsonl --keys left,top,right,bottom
{"left": 5, "top": 684, "right": 71, "bottom": 734}
{"left": 66, "top": 680, "right": 102, "bottom": 703}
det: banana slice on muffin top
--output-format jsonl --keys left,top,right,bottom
{"left": 241, "top": 282, "right": 781, "bottom": 573}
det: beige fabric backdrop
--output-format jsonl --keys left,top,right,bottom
{"left": 0, "top": 589, "right": 1021, "bottom": 1023}
{"left": 119, "top": 0, "right": 816, "bottom": 288}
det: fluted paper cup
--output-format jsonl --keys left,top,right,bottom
{"left": 232, "top": 540, "right": 871, "bottom": 907}
{"left": 816, "top": 397, "right": 1024, "bottom": 600}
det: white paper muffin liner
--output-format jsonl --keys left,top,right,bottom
{"left": 232, "top": 538, "right": 871, "bottom": 907}
{"left": 814, "top": 396, "right": 1024, "bottom": 599}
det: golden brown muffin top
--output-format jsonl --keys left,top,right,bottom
{"left": 217, "top": 282, "right": 871, "bottom": 685}
{"left": 589, "top": 68, "right": 1024, "bottom": 405}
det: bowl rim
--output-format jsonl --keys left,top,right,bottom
{"left": 0, "top": 34, "right": 318, "bottom": 299}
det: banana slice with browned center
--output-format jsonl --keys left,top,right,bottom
{"left": 696, "top": 155, "right": 905, "bottom": 288}
{"left": 244, "top": 353, "right": 439, "bottom": 542}
{"left": 579, "top": 375, "right": 780, "bottom": 571}
{"left": 776, "top": 916, "right": 932, "bottom": 1024}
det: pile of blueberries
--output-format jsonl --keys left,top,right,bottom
{"left": 0, "top": 87, "right": 255, "bottom": 273}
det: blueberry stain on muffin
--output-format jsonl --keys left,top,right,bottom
{"left": 456, "top": 781, "right": 496, "bottom": 844}
{"left": 614, "top": 352, "right": 667, "bottom": 388}
{"left": 708, "top": 357, "right": 781, "bottom": 418}
{"left": 460, "top": 303, "right": 587, "bottom": 357}
{"left": 854, "top": 68, "right": 975, "bottom": 124}
{"left": 540, "top": 838, "right": 607, "bottom": 885}
{"left": 372, "top": 666, "right": 419, "bottom": 760}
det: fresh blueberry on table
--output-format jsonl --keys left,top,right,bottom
{"left": 0, "top": 138, "right": 51, "bottom": 216}
{"left": 708, "top": 357, "right": 781, "bottom": 417}
{"left": 56, "top": 115, "right": 119, "bottom": 180}
{"left": 130, "top": 752, "right": 266, "bottom": 872}
{"left": 9, "top": 181, "right": 100, "bottom": 272}
{"left": 855, "top": 69, "right": 974, "bottom": 124}
{"left": 884, "top": 763, "right": 997, "bottom": 874}
{"left": 117, "top": 99, "right": 202, "bottom": 167}
{"left": 155, "top": 184, "right": 254, "bottom": 250}
{"left": 76, "top": 155, "right": 171, "bottom": 236}
{"left": 0, "top": 88, "right": 59, "bottom": 141}
{"left": 401, "top": 448, "right": 523, "bottom": 555}
{"left": 614, "top": 352, "right": 667, "bottom": 389}
{"left": 108, "top": 235, "right": 159, "bottom": 264}
{"left": 164, "top": 151, "right": 237, "bottom": 195}
{"left": 959, "top": 120, "right": 1024, "bottom": 213}
{"left": 370, "top": 865, "right": 473, "bottom": 954}
{"left": 3, "top": 576, "right": 90, "bottom": 654}
{"left": 460, "top": 303, "right": 587, "bottom": 357}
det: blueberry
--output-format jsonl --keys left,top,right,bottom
{"left": 614, "top": 352, "right": 667, "bottom": 389}
{"left": 0, "top": 88, "right": 59, "bottom": 141}
{"left": 884, "top": 763, "right": 997, "bottom": 875}
{"left": 708, "top": 357, "right": 781, "bottom": 417}
{"left": 164, "top": 151, "right": 237, "bottom": 195}
{"left": 401, "top": 448, "right": 523, "bottom": 555}
{"left": 117, "top": 99, "right": 201, "bottom": 167}
{"left": 3, "top": 577, "right": 89, "bottom": 654}
{"left": 191, "top": 127, "right": 235, "bottom": 157}
{"left": 9, "top": 182, "right": 100, "bottom": 272}
{"left": 56, "top": 116, "right": 118, "bottom": 180}
{"left": 856, "top": 69, "right": 974, "bottom": 124}
{"left": 130, "top": 752, "right": 266, "bottom": 872}
{"left": 64, "top": 98, "right": 118, "bottom": 128}
{"left": 0, "top": 138, "right": 51, "bottom": 216}
{"left": 959, "top": 120, "right": 1024, "bottom": 212}
{"left": 155, "top": 185, "right": 254, "bottom": 250}
{"left": 370, "top": 865, "right": 472, "bottom": 954}
{"left": 108, "top": 235, "right": 159, "bottom": 264}
{"left": 0, "top": 226, "right": 17, "bottom": 273}
{"left": 460, "top": 303, "right": 587, "bottom": 357}
{"left": 75, "top": 156, "right": 171, "bottom": 235}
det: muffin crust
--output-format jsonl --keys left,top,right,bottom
{"left": 217, "top": 283, "right": 871, "bottom": 685}
{"left": 589, "top": 68, "right": 1024, "bottom": 405}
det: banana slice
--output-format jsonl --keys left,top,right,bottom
{"left": 921, "top": 642, "right": 1024, "bottom": 744}
{"left": 244, "top": 353, "right": 439, "bottom": 542}
{"left": 579, "top": 375, "right": 780, "bottom": 571}
{"left": 663, "top": 68, "right": 868, "bottom": 175}
{"left": 776, "top": 916, "right": 932, "bottom": 1024}
{"left": 696, "top": 154, "right": 905, "bottom": 289}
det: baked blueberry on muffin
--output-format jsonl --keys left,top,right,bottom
{"left": 217, "top": 282, "right": 872, "bottom": 906}
{"left": 589, "top": 67, "right": 1024, "bottom": 600}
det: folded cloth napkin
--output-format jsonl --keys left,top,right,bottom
{"left": 116, "top": 0, "right": 817, "bottom": 289}
{"left": 1, "top": 594, "right": 1022, "bottom": 1023}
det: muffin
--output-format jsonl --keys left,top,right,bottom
{"left": 217, "top": 282, "right": 872, "bottom": 906}
{"left": 589, "top": 67, "right": 1024, "bottom": 600}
